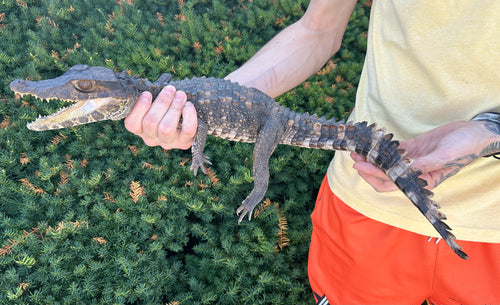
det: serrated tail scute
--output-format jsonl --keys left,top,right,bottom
{"left": 390, "top": 159, "right": 468, "bottom": 260}
{"left": 281, "top": 114, "right": 468, "bottom": 259}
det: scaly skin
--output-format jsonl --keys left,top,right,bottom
{"left": 10, "top": 65, "right": 468, "bottom": 259}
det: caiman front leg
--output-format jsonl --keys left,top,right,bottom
{"left": 236, "top": 119, "right": 284, "bottom": 223}
{"left": 190, "top": 120, "right": 212, "bottom": 175}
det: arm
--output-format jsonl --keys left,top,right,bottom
{"left": 226, "top": 0, "right": 357, "bottom": 97}
{"left": 351, "top": 120, "right": 500, "bottom": 192}
{"left": 125, "top": 0, "right": 357, "bottom": 149}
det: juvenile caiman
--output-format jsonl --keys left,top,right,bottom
{"left": 10, "top": 65, "right": 468, "bottom": 259}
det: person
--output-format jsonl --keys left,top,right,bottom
{"left": 124, "top": 0, "right": 500, "bottom": 303}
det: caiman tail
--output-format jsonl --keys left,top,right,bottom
{"left": 281, "top": 113, "right": 468, "bottom": 260}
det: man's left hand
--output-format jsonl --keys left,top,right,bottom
{"left": 351, "top": 120, "right": 498, "bottom": 192}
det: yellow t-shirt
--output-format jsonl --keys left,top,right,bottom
{"left": 329, "top": 0, "right": 500, "bottom": 243}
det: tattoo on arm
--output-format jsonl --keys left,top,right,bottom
{"left": 435, "top": 154, "right": 478, "bottom": 187}
{"left": 480, "top": 141, "right": 500, "bottom": 157}
{"left": 481, "top": 122, "right": 500, "bottom": 157}
{"left": 484, "top": 121, "right": 500, "bottom": 135}
{"left": 431, "top": 121, "right": 500, "bottom": 188}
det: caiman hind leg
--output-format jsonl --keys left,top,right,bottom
{"left": 190, "top": 120, "right": 212, "bottom": 175}
{"left": 236, "top": 120, "right": 284, "bottom": 223}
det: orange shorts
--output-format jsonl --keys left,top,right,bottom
{"left": 308, "top": 176, "right": 500, "bottom": 305}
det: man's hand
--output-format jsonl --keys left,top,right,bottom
{"left": 124, "top": 86, "right": 197, "bottom": 150}
{"left": 351, "top": 120, "right": 499, "bottom": 192}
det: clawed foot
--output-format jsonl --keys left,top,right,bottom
{"left": 236, "top": 204, "right": 253, "bottom": 224}
{"left": 236, "top": 196, "right": 261, "bottom": 224}
{"left": 190, "top": 154, "right": 212, "bottom": 176}
{"left": 235, "top": 183, "right": 267, "bottom": 223}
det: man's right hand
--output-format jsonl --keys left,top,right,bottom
{"left": 124, "top": 85, "right": 197, "bottom": 150}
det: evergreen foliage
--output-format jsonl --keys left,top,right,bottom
{"left": 0, "top": 0, "right": 369, "bottom": 303}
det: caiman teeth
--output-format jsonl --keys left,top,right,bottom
{"left": 26, "top": 102, "right": 82, "bottom": 131}
{"left": 26, "top": 97, "right": 116, "bottom": 131}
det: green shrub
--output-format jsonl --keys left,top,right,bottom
{"left": 0, "top": 0, "right": 369, "bottom": 303}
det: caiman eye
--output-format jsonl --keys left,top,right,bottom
{"left": 73, "top": 80, "right": 96, "bottom": 92}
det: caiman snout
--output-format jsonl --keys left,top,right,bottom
{"left": 10, "top": 79, "right": 50, "bottom": 99}
{"left": 9, "top": 79, "right": 30, "bottom": 95}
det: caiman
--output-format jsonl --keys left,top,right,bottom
{"left": 10, "top": 65, "right": 468, "bottom": 259}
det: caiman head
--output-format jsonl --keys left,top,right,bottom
{"left": 10, "top": 65, "right": 143, "bottom": 131}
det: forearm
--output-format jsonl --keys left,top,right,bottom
{"left": 225, "top": 22, "right": 339, "bottom": 98}
{"left": 225, "top": 0, "right": 356, "bottom": 98}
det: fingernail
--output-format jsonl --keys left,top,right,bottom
{"left": 162, "top": 85, "right": 176, "bottom": 95}
{"left": 138, "top": 91, "right": 152, "bottom": 102}
{"left": 174, "top": 91, "right": 187, "bottom": 102}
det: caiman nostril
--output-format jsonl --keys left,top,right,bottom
{"left": 9, "top": 79, "right": 29, "bottom": 92}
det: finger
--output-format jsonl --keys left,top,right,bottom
{"left": 142, "top": 86, "right": 177, "bottom": 141}
{"left": 352, "top": 160, "right": 387, "bottom": 179}
{"left": 124, "top": 91, "right": 152, "bottom": 135}
{"left": 350, "top": 152, "right": 366, "bottom": 162}
{"left": 176, "top": 101, "right": 197, "bottom": 149}
{"left": 352, "top": 157, "right": 399, "bottom": 192}
{"left": 158, "top": 90, "right": 188, "bottom": 149}
{"left": 357, "top": 170, "right": 398, "bottom": 192}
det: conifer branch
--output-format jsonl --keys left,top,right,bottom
{"left": 0, "top": 228, "right": 43, "bottom": 257}
{"left": 64, "top": 155, "right": 75, "bottom": 170}
{"left": 46, "top": 221, "right": 89, "bottom": 234}
{"left": 93, "top": 237, "right": 107, "bottom": 245}
{"left": 15, "top": 255, "right": 36, "bottom": 267}
{"left": 198, "top": 180, "right": 209, "bottom": 189}
{"left": 103, "top": 192, "right": 116, "bottom": 203}
{"left": 19, "top": 152, "right": 30, "bottom": 165}
{"left": 274, "top": 203, "right": 290, "bottom": 253}
{"left": 128, "top": 145, "right": 138, "bottom": 156}
{"left": 58, "top": 171, "right": 69, "bottom": 186}
{"left": 0, "top": 115, "right": 10, "bottom": 129}
{"left": 18, "top": 283, "right": 30, "bottom": 297}
{"left": 0, "top": 238, "right": 18, "bottom": 257}
{"left": 156, "top": 12, "right": 166, "bottom": 26}
{"left": 142, "top": 162, "right": 154, "bottom": 169}
{"left": 80, "top": 158, "right": 88, "bottom": 168}
{"left": 253, "top": 198, "right": 272, "bottom": 218}
{"left": 205, "top": 167, "right": 220, "bottom": 185}
{"left": 179, "top": 156, "right": 190, "bottom": 167}
{"left": 19, "top": 178, "right": 45, "bottom": 195}
{"left": 16, "top": 0, "right": 27, "bottom": 9}
{"left": 129, "top": 180, "right": 145, "bottom": 203}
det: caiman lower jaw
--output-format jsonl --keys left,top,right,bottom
{"left": 27, "top": 97, "right": 117, "bottom": 131}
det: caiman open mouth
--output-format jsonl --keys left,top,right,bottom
{"left": 25, "top": 97, "right": 114, "bottom": 131}
{"left": 12, "top": 90, "right": 116, "bottom": 131}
